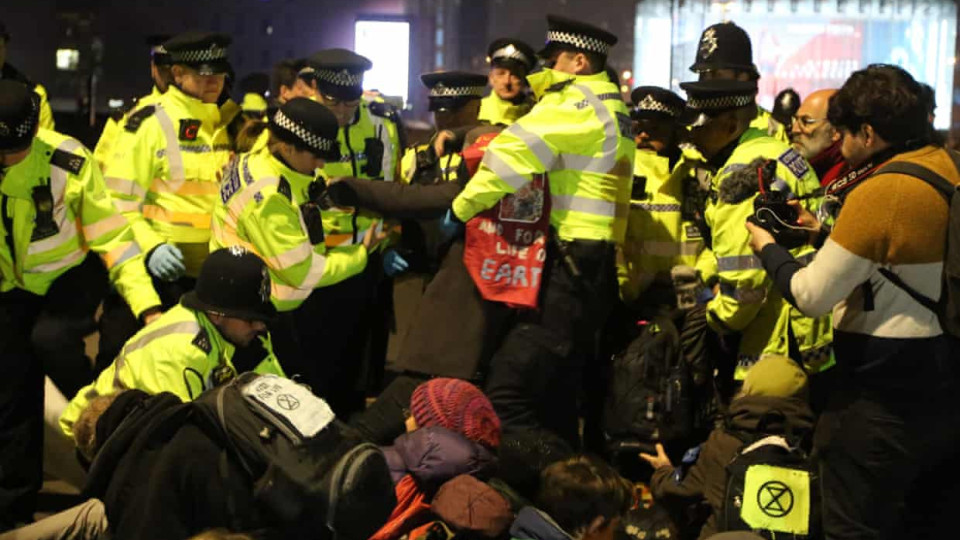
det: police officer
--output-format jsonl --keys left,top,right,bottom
{"left": 0, "top": 21, "right": 54, "bottom": 131}
{"left": 689, "top": 22, "right": 787, "bottom": 143}
{"left": 296, "top": 48, "right": 402, "bottom": 416}
{"left": 478, "top": 38, "right": 537, "bottom": 126}
{"left": 620, "top": 86, "right": 706, "bottom": 310}
{"left": 210, "top": 98, "right": 382, "bottom": 415}
{"left": 680, "top": 78, "right": 832, "bottom": 391}
{"left": 93, "top": 35, "right": 173, "bottom": 168}
{"left": 452, "top": 15, "right": 634, "bottom": 445}
{"left": 98, "top": 32, "right": 236, "bottom": 368}
{"left": 0, "top": 80, "right": 160, "bottom": 530}
{"left": 59, "top": 247, "right": 286, "bottom": 439}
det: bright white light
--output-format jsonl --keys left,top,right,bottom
{"left": 56, "top": 49, "right": 79, "bottom": 71}
{"left": 355, "top": 20, "right": 410, "bottom": 107}
{"left": 622, "top": 70, "right": 633, "bottom": 80}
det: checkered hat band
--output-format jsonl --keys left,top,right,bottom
{"left": 169, "top": 46, "right": 228, "bottom": 64}
{"left": 687, "top": 93, "right": 755, "bottom": 111}
{"left": 272, "top": 110, "right": 335, "bottom": 153}
{"left": 316, "top": 69, "right": 364, "bottom": 87}
{"left": 546, "top": 30, "right": 611, "bottom": 55}
{"left": 429, "top": 86, "right": 487, "bottom": 98}
{"left": 636, "top": 96, "right": 682, "bottom": 117}
{"left": 491, "top": 46, "right": 531, "bottom": 66}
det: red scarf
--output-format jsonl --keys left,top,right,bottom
{"left": 809, "top": 140, "right": 845, "bottom": 187}
{"left": 825, "top": 146, "right": 904, "bottom": 200}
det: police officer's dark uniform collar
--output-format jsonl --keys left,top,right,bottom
{"left": 269, "top": 97, "right": 341, "bottom": 161}
{"left": 163, "top": 32, "right": 232, "bottom": 75}
{"left": 0, "top": 80, "right": 39, "bottom": 153}
{"left": 421, "top": 71, "right": 488, "bottom": 112}
{"left": 305, "top": 49, "right": 372, "bottom": 101}
{"left": 487, "top": 38, "right": 537, "bottom": 77}
{"left": 631, "top": 86, "right": 691, "bottom": 124}
{"left": 680, "top": 79, "right": 757, "bottom": 128}
{"left": 689, "top": 22, "right": 758, "bottom": 78}
{"left": 538, "top": 14, "right": 618, "bottom": 63}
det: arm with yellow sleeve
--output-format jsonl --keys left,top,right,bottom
{"left": 241, "top": 192, "right": 368, "bottom": 310}
{"left": 72, "top": 145, "right": 161, "bottom": 317}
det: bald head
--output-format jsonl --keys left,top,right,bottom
{"left": 790, "top": 89, "right": 839, "bottom": 160}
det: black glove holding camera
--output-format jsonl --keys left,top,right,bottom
{"left": 744, "top": 160, "right": 809, "bottom": 249}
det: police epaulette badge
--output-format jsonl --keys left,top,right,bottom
{"left": 50, "top": 148, "right": 85, "bottom": 175}
{"left": 277, "top": 177, "right": 292, "bottom": 201}
{"left": 124, "top": 106, "right": 157, "bottom": 133}
{"left": 778, "top": 148, "right": 810, "bottom": 179}
{"left": 192, "top": 328, "right": 212, "bottom": 354}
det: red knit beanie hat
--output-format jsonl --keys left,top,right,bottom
{"left": 410, "top": 378, "right": 501, "bottom": 449}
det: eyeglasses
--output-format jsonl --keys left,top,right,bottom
{"left": 792, "top": 115, "right": 826, "bottom": 132}
{"left": 320, "top": 94, "right": 361, "bottom": 108}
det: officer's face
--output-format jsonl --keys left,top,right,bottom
{"left": 434, "top": 99, "right": 482, "bottom": 131}
{"left": 698, "top": 69, "right": 753, "bottom": 82}
{"left": 489, "top": 67, "right": 524, "bottom": 100}
{"left": 284, "top": 145, "right": 326, "bottom": 175}
{"left": 634, "top": 118, "right": 675, "bottom": 153}
{"left": 689, "top": 112, "right": 738, "bottom": 160}
{"left": 320, "top": 94, "right": 362, "bottom": 127}
{"left": 549, "top": 51, "right": 588, "bottom": 76}
{"left": 214, "top": 315, "right": 267, "bottom": 348}
{"left": 173, "top": 65, "right": 226, "bottom": 104}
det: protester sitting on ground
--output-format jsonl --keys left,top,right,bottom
{"left": 60, "top": 247, "right": 285, "bottom": 438}
{"left": 510, "top": 455, "right": 633, "bottom": 540}
{"left": 639, "top": 355, "right": 814, "bottom": 539}
{"left": 372, "top": 378, "right": 502, "bottom": 540}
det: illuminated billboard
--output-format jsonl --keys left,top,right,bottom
{"left": 355, "top": 18, "right": 411, "bottom": 107}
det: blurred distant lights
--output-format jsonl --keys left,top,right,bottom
{"left": 622, "top": 70, "right": 632, "bottom": 80}
{"left": 620, "top": 85, "right": 629, "bottom": 93}
{"left": 56, "top": 49, "right": 79, "bottom": 71}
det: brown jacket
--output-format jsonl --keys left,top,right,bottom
{"left": 649, "top": 395, "right": 814, "bottom": 539}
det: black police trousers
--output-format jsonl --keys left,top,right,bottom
{"left": 484, "top": 239, "right": 617, "bottom": 447}
{"left": 0, "top": 254, "right": 107, "bottom": 530}
{"left": 817, "top": 334, "right": 960, "bottom": 540}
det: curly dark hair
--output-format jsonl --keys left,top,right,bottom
{"left": 827, "top": 64, "right": 932, "bottom": 147}
{"left": 537, "top": 455, "right": 634, "bottom": 535}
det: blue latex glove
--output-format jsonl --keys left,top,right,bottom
{"left": 147, "top": 243, "right": 186, "bottom": 281}
{"left": 439, "top": 209, "right": 463, "bottom": 241}
{"left": 383, "top": 249, "right": 410, "bottom": 277}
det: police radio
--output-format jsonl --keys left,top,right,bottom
{"left": 746, "top": 160, "right": 809, "bottom": 249}
{"left": 299, "top": 179, "right": 330, "bottom": 246}
{"left": 363, "top": 137, "right": 385, "bottom": 178}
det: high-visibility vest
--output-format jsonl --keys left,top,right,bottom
{"left": 703, "top": 128, "right": 833, "bottom": 378}
{"left": 618, "top": 149, "right": 705, "bottom": 302}
{"left": 752, "top": 107, "right": 788, "bottom": 144}
{"left": 477, "top": 92, "right": 533, "bottom": 126}
{"left": 93, "top": 87, "right": 165, "bottom": 169}
{"left": 0, "top": 128, "right": 160, "bottom": 317}
{"left": 319, "top": 100, "right": 401, "bottom": 249}
{"left": 453, "top": 68, "right": 635, "bottom": 243}
{"left": 59, "top": 303, "right": 285, "bottom": 438}
{"left": 102, "top": 85, "right": 233, "bottom": 277}
{"left": 210, "top": 149, "right": 369, "bottom": 312}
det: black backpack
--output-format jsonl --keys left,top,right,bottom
{"left": 603, "top": 313, "right": 695, "bottom": 454}
{"left": 191, "top": 373, "right": 396, "bottom": 540}
{"left": 719, "top": 415, "right": 820, "bottom": 539}
{"left": 872, "top": 151, "right": 960, "bottom": 339}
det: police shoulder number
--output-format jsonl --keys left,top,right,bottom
{"left": 777, "top": 147, "right": 810, "bottom": 179}
{"left": 124, "top": 105, "right": 157, "bottom": 133}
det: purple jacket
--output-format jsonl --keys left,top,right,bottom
{"left": 381, "top": 426, "right": 498, "bottom": 487}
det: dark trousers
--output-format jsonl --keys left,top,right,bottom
{"left": 96, "top": 276, "right": 195, "bottom": 372}
{"left": 484, "top": 240, "right": 617, "bottom": 447}
{"left": 816, "top": 336, "right": 960, "bottom": 540}
{"left": 0, "top": 255, "right": 107, "bottom": 530}
{"left": 270, "top": 261, "right": 379, "bottom": 418}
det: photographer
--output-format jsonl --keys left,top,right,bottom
{"left": 746, "top": 64, "right": 960, "bottom": 539}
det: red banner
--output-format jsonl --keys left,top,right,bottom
{"left": 461, "top": 135, "right": 550, "bottom": 309}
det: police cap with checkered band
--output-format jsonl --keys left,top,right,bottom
{"left": 268, "top": 97, "right": 341, "bottom": 161}
{"left": 0, "top": 80, "right": 40, "bottom": 152}
{"left": 630, "top": 86, "right": 690, "bottom": 124}
{"left": 538, "top": 15, "right": 618, "bottom": 64}
{"left": 182, "top": 247, "right": 278, "bottom": 323}
{"left": 305, "top": 49, "right": 373, "bottom": 101}
{"left": 689, "top": 22, "right": 758, "bottom": 78}
{"left": 146, "top": 35, "right": 172, "bottom": 67}
{"left": 680, "top": 79, "right": 757, "bottom": 127}
{"left": 421, "top": 71, "right": 488, "bottom": 112}
{"left": 163, "top": 32, "right": 232, "bottom": 75}
{"left": 487, "top": 38, "right": 537, "bottom": 77}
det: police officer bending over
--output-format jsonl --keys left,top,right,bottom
{"left": 0, "top": 80, "right": 160, "bottom": 531}
{"left": 60, "top": 247, "right": 285, "bottom": 439}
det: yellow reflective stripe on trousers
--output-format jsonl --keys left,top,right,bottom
{"left": 28, "top": 138, "right": 82, "bottom": 256}
{"left": 152, "top": 105, "right": 187, "bottom": 190}
{"left": 82, "top": 213, "right": 127, "bottom": 240}
{"left": 104, "top": 176, "right": 148, "bottom": 198}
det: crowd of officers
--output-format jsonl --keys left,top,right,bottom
{"left": 0, "top": 12, "right": 957, "bottom": 540}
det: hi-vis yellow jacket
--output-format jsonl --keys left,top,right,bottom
{"left": 618, "top": 149, "right": 705, "bottom": 303}
{"left": 752, "top": 107, "right": 788, "bottom": 144}
{"left": 453, "top": 68, "right": 635, "bottom": 243}
{"left": 0, "top": 129, "right": 160, "bottom": 316}
{"left": 319, "top": 100, "right": 401, "bottom": 250}
{"left": 477, "top": 92, "right": 534, "bottom": 126}
{"left": 210, "top": 149, "right": 369, "bottom": 311}
{"left": 93, "top": 87, "right": 165, "bottom": 169}
{"left": 702, "top": 128, "right": 833, "bottom": 379}
{"left": 59, "top": 303, "right": 285, "bottom": 438}
{"left": 102, "top": 85, "right": 233, "bottom": 277}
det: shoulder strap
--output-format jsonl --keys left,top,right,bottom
{"left": 877, "top": 266, "right": 939, "bottom": 312}
{"left": 873, "top": 161, "right": 955, "bottom": 201}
